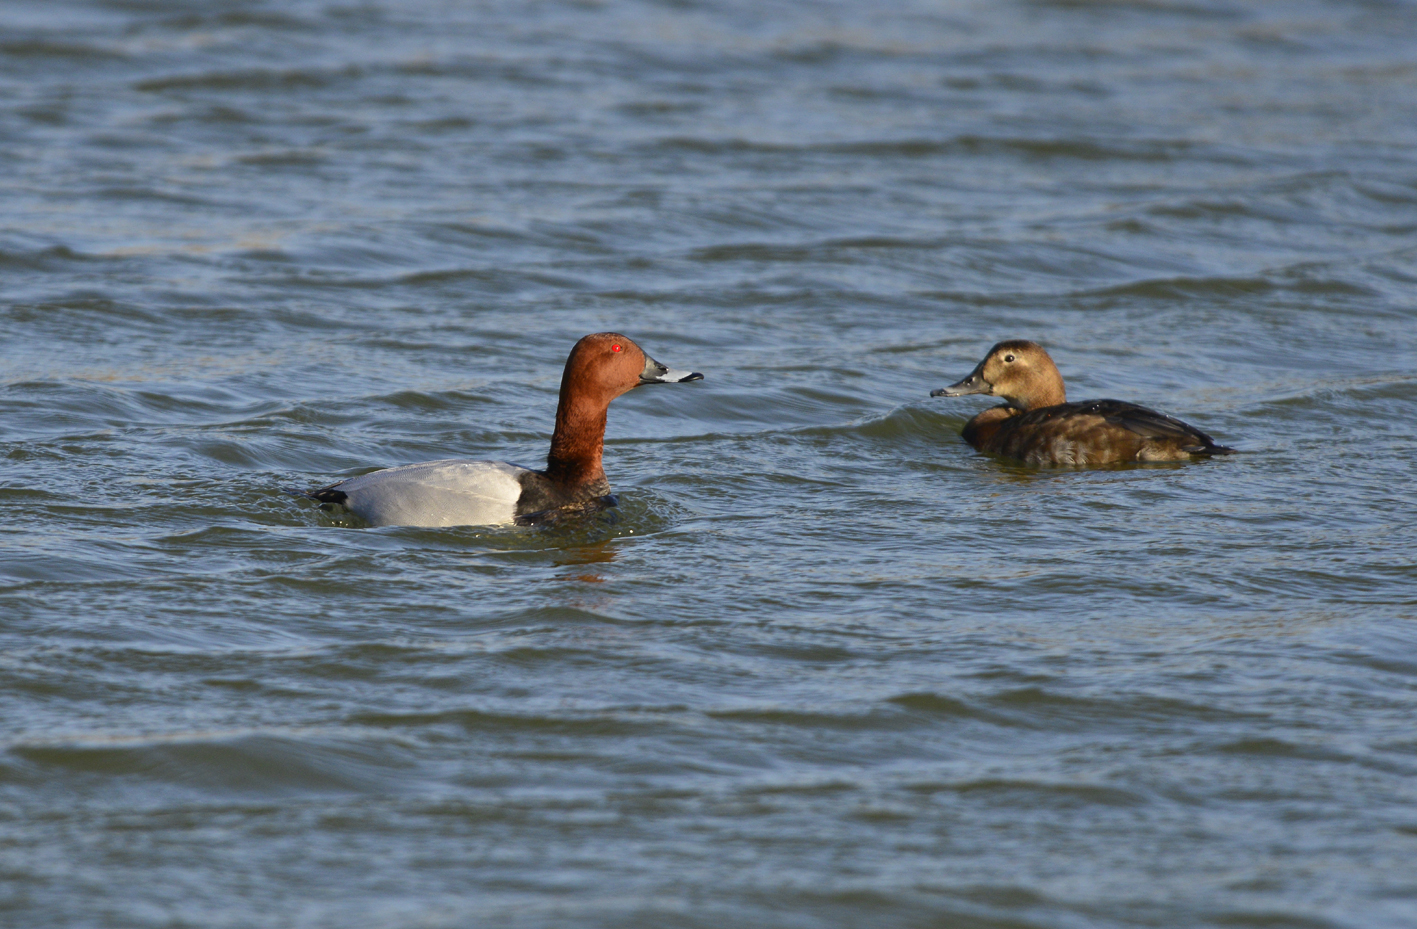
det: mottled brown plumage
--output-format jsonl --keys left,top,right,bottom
{"left": 931, "top": 340, "right": 1235, "bottom": 466}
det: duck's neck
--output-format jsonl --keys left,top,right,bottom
{"left": 545, "top": 391, "right": 610, "bottom": 492}
{"left": 1014, "top": 377, "right": 1065, "bottom": 411}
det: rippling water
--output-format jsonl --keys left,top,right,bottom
{"left": 4, "top": 1, "right": 1417, "bottom": 926}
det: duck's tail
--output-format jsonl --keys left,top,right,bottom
{"left": 1184, "top": 440, "right": 1238, "bottom": 456}
{"left": 284, "top": 486, "right": 349, "bottom": 506}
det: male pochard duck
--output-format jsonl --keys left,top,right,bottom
{"left": 296, "top": 332, "right": 702, "bottom": 527}
{"left": 930, "top": 340, "right": 1234, "bottom": 466}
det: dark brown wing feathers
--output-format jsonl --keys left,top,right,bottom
{"left": 1013, "top": 399, "right": 1234, "bottom": 455}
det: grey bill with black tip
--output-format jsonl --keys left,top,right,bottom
{"left": 640, "top": 354, "right": 704, "bottom": 385}
{"left": 930, "top": 362, "right": 991, "bottom": 398}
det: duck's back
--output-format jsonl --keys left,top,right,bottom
{"left": 969, "top": 399, "right": 1234, "bottom": 466}
{"left": 315, "top": 459, "right": 528, "bottom": 527}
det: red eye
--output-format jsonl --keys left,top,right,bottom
{"left": 612, "top": 344, "right": 622, "bottom": 353}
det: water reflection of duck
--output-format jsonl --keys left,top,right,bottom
{"left": 931, "top": 340, "right": 1235, "bottom": 466}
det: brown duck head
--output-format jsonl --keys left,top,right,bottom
{"left": 930, "top": 340, "right": 1066, "bottom": 411}
{"left": 545, "top": 332, "right": 702, "bottom": 487}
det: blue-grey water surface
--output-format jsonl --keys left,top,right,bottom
{"left": 3, "top": 1, "right": 1417, "bottom": 926}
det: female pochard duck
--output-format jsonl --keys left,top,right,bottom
{"left": 931, "top": 340, "right": 1234, "bottom": 466}
{"left": 297, "top": 333, "right": 702, "bottom": 527}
